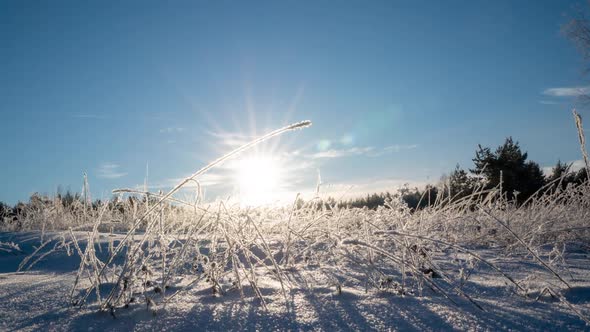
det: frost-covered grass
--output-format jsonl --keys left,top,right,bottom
{"left": 2, "top": 179, "right": 590, "bottom": 331}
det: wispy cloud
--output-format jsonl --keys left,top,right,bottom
{"left": 538, "top": 100, "right": 561, "bottom": 105}
{"left": 208, "top": 131, "right": 254, "bottom": 148}
{"left": 70, "top": 113, "right": 108, "bottom": 119}
{"left": 309, "top": 147, "right": 375, "bottom": 159}
{"left": 97, "top": 162, "right": 127, "bottom": 179}
{"left": 383, "top": 144, "right": 419, "bottom": 152}
{"left": 309, "top": 144, "right": 418, "bottom": 159}
{"left": 160, "top": 127, "right": 185, "bottom": 134}
{"left": 543, "top": 86, "right": 590, "bottom": 97}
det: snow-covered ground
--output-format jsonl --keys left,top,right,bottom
{"left": 1, "top": 231, "right": 589, "bottom": 331}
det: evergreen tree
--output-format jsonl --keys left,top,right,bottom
{"left": 546, "top": 160, "right": 576, "bottom": 190}
{"left": 446, "top": 164, "right": 477, "bottom": 200}
{"left": 471, "top": 137, "right": 546, "bottom": 203}
{"left": 573, "top": 167, "right": 589, "bottom": 184}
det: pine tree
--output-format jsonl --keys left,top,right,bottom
{"left": 446, "top": 164, "right": 477, "bottom": 200}
{"left": 471, "top": 137, "right": 546, "bottom": 203}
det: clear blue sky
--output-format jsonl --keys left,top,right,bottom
{"left": 1, "top": 0, "right": 588, "bottom": 204}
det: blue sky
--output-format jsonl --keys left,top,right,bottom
{"left": 1, "top": 1, "right": 589, "bottom": 204}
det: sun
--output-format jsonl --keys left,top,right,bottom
{"left": 234, "top": 155, "right": 283, "bottom": 206}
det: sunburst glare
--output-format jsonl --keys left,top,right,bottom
{"left": 234, "top": 155, "right": 283, "bottom": 206}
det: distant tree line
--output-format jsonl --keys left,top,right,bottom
{"left": 323, "top": 185, "right": 440, "bottom": 211}
{"left": 0, "top": 188, "right": 169, "bottom": 229}
{"left": 307, "top": 137, "right": 588, "bottom": 211}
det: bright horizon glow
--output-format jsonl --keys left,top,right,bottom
{"left": 234, "top": 155, "right": 283, "bottom": 206}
